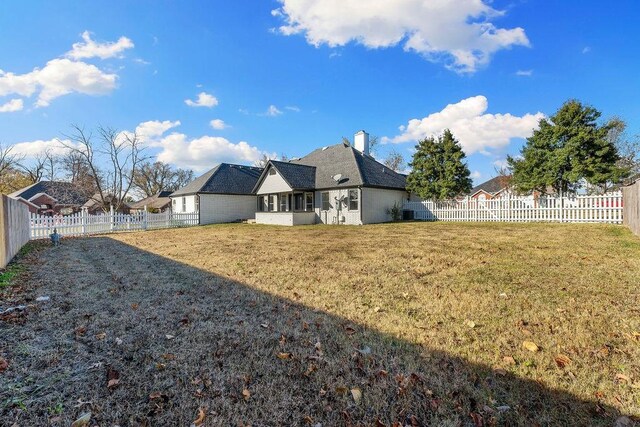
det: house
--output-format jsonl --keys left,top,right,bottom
{"left": 469, "top": 175, "right": 512, "bottom": 200}
{"left": 253, "top": 131, "right": 410, "bottom": 225}
{"left": 169, "top": 163, "right": 263, "bottom": 224}
{"left": 82, "top": 194, "right": 132, "bottom": 214}
{"left": 8, "top": 181, "right": 89, "bottom": 215}
{"left": 130, "top": 191, "right": 173, "bottom": 213}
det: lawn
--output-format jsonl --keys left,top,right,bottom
{"left": 1, "top": 222, "right": 639, "bottom": 426}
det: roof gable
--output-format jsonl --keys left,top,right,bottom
{"left": 9, "top": 181, "right": 89, "bottom": 206}
{"left": 470, "top": 175, "right": 512, "bottom": 196}
{"left": 171, "top": 163, "right": 263, "bottom": 196}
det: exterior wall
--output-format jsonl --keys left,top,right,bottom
{"left": 314, "top": 188, "right": 362, "bottom": 225}
{"left": 199, "top": 194, "right": 257, "bottom": 224}
{"left": 0, "top": 195, "right": 30, "bottom": 268}
{"left": 256, "top": 169, "right": 292, "bottom": 194}
{"left": 171, "top": 195, "right": 198, "bottom": 214}
{"left": 623, "top": 180, "right": 640, "bottom": 236}
{"left": 361, "top": 187, "right": 408, "bottom": 224}
{"left": 255, "top": 212, "right": 315, "bottom": 226}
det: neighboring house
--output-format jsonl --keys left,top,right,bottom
{"left": 253, "top": 131, "right": 410, "bottom": 225}
{"left": 169, "top": 163, "right": 263, "bottom": 224}
{"left": 130, "top": 191, "right": 173, "bottom": 213}
{"left": 469, "top": 175, "right": 512, "bottom": 200}
{"left": 82, "top": 194, "right": 132, "bottom": 214}
{"left": 8, "top": 181, "right": 89, "bottom": 215}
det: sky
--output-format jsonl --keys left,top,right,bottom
{"left": 1, "top": 0, "right": 639, "bottom": 184}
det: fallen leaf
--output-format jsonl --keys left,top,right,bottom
{"left": 351, "top": 388, "right": 362, "bottom": 404}
{"left": 335, "top": 386, "right": 348, "bottom": 395}
{"left": 615, "top": 373, "right": 631, "bottom": 383}
{"left": 277, "top": 352, "right": 292, "bottom": 359}
{"left": 107, "top": 366, "right": 120, "bottom": 389}
{"left": 344, "top": 326, "right": 356, "bottom": 335}
{"left": 107, "top": 378, "right": 120, "bottom": 389}
{"left": 131, "top": 303, "right": 139, "bottom": 310}
{"left": 162, "top": 353, "right": 176, "bottom": 360}
{"left": 377, "top": 369, "right": 388, "bottom": 377}
{"left": 503, "top": 356, "right": 516, "bottom": 365}
{"left": 260, "top": 323, "right": 269, "bottom": 328}
{"left": 95, "top": 332, "right": 106, "bottom": 340}
{"left": 242, "top": 388, "right": 251, "bottom": 400}
{"left": 0, "top": 357, "right": 8, "bottom": 372}
{"left": 522, "top": 341, "right": 539, "bottom": 352}
{"left": 149, "top": 392, "right": 163, "bottom": 400}
{"left": 464, "top": 319, "right": 476, "bottom": 328}
{"left": 493, "top": 367, "right": 507, "bottom": 376}
{"left": 70, "top": 412, "right": 91, "bottom": 427}
{"left": 193, "top": 408, "right": 206, "bottom": 426}
{"left": 304, "top": 364, "right": 317, "bottom": 376}
{"left": 165, "top": 334, "right": 175, "bottom": 340}
{"left": 470, "top": 412, "right": 483, "bottom": 427}
{"left": 554, "top": 354, "right": 571, "bottom": 368}
{"left": 74, "top": 326, "right": 87, "bottom": 336}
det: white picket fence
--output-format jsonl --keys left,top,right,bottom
{"left": 404, "top": 192, "right": 623, "bottom": 224}
{"left": 30, "top": 209, "right": 199, "bottom": 240}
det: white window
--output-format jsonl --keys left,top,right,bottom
{"left": 305, "top": 193, "right": 314, "bottom": 211}
{"left": 279, "top": 194, "right": 289, "bottom": 212}
{"left": 195, "top": 196, "right": 199, "bottom": 213}
{"left": 182, "top": 197, "right": 186, "bottom": 212}
{"left": 348, "top": 189, "right": 359, "bottom": 211}
{"left": 268, "top": 195, "right": 277, "bottom": 211}
{"left": 321, "top": 192, "right": 330, "bottom": 211}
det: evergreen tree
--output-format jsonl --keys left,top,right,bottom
{"left": 508, "top": 100, "right": 627, "bottom": 194}
{"left": 406, "top": 129, "right": 472, "bottom": 199}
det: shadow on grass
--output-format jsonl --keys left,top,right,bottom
{"left": 0, "top": 236, "right": 633, "bottom": 426}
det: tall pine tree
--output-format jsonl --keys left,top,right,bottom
{"left": 508, "top": 100, "right": 626, "bottom": 194}
{"left": 406, "top": 129, "right": 472, "bottom": 200}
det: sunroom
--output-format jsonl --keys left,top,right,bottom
{"left": 253, "top": 160, "right": 318, "bottom": 226}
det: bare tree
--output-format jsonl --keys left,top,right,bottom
{"left": 253, "top": 153, "right": 288, "bottom": 168}
{"left": 0, "top": 144, "right": 22, "bottom": 179}
{"left": 133, "top": 161, "right": 194, "bottom": 197}
{"left": 608, "top": 118, "right": 640, "bottom": 179}
{"left": 19, "top": 148, "right": 58, "bottom": 183}
{"left": 61, "top": 125, "right": 146, "bottom": 213}
{"left": 383, "top": 149, "right": 405, "bottom": 172}
{"left": 341, "top": 135, "right": 380, "bottom": 155}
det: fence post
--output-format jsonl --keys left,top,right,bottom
{"left": 143, "top": 206, "right": 148, "bottom": 231}
{"left": 81, "top": 208, "right": 86, "bottom": 236}
{"left": 110, "top": 204, "right": 115, "bottom": 232}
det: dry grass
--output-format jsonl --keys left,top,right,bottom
{"left": 1, "top": 222, "right": 639, "bottom": 426}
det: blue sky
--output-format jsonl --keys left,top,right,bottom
{"left": 1, "top": 0, "right": 639, "bottom": 183}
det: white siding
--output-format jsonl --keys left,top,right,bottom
{"left": 256, "top": 169, "right": 292, "bottom": 194}
{"left": 314, "top": 188, "right": 362, "bottom": 225}
{"left": 170, "top": 195, "right": 198, "bottom": 214}
{"left": 361, "top": 188, "right": 408, "bottom": 224}
{"left": 199, "top": 194, "right": 257, "bottom": 224}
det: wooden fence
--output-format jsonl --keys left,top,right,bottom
{"left": 404, "top": 192, "right": 623, "bottom": 224}
{"left": 622, "top": 180, "right": 640, "bottom": 236}
{"left": 30, "top": 208, "right": 199, "bottom": 240}
{"left": 0, "top": 195, "right": 30, "bottom": 268}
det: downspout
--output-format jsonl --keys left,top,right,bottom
{"left": 197, "top": 194, "right": 201, "bottom": 225}
{"left": 359, "top": 186, "right": 363, "bottom": 225}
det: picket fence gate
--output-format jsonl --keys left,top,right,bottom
{"left": 404, "top": 192, "right": 623, "bottom": 224}
{"left": 30, "top": 208, "right": 199, "bottom": 240}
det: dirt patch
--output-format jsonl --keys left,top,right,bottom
{"left": 1, "top": 223, "right": 639, "bottom": 426}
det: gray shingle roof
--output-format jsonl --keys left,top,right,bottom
{"left": 470, "top": 175, "right": 512, "bottom": 196}
{"left": 171, "top": 163, "right": 263, "bottom": 196}
{"left": 9, "top": 181, "right": 89, "bottom": 205}
{"left": 268, "top": 160, "right": 316, "bottom": 190}
{"left": 130, "top": 192, "right": 172, "bottom": 210}
{"left": 290, "top": 143, "right": 407, "bottom": 190}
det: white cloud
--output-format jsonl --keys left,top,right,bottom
{"left": 66, "top": 31, "right": 134, "bottom": 60}
{"left": 135, "top": 120, "right": 181, "bottom": 146}
{"left": 273, "top": 0, "right": 530, "bottom": 73}
{"left": 470, "top": 170, "right": 482, "bottom": 180}
{"left": 389, "top": 95, "right": 544, "bottom": 155}
{"left": 133, "top": 58, "right": 151, "bottom": 65}
{"left": 582, "top": 46, "right": 591, "bottom": 54}
{"left": 515, "top": 69, "right": 533, "bottom": 76}
{"left": 0, "top": 31, "right": 129, "bottom": 108}
{"left": 156, "top": 133, "right": 265, "bottom": 171}
{"left": 11, "top": 138, "right": 80, "bottom": 158}
{"left": 493, "top": 159, "right": 509, "bottom": 169}
{"left": 262, "top": 105, "right": 283, "bottom": 116}
{"left": 185, "top": 92, "right": 218, "bottom": 108}
{"left": 285, "top": 105, "right": 300, "bottom": 112}
{"left": 0, "top": 98, "right": 23, "bottom": 113}
{"left": 210, "top": 119, "right": 228, "bottom": 130}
